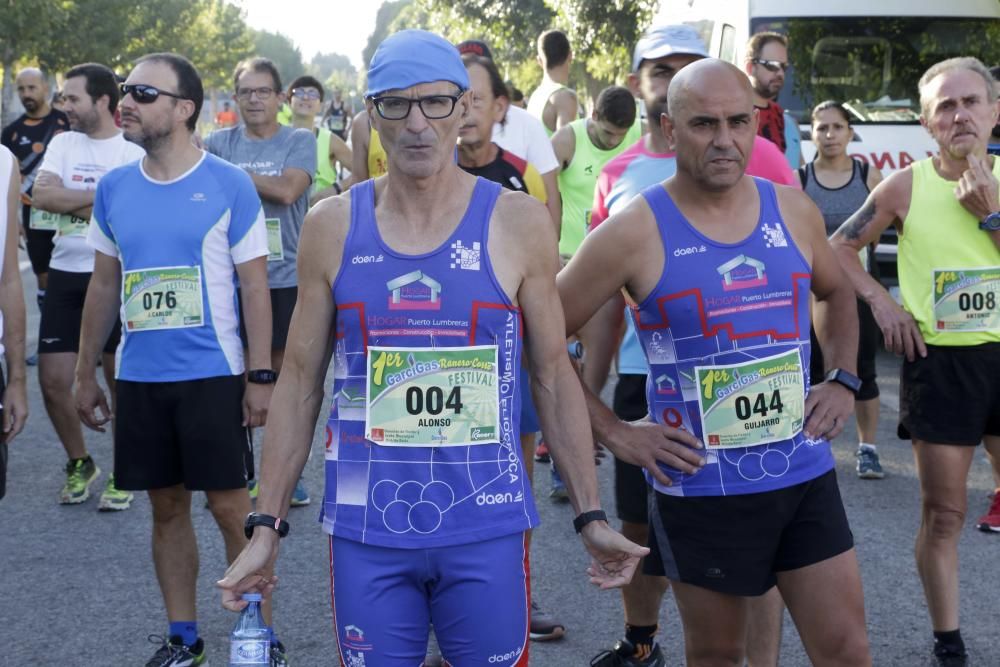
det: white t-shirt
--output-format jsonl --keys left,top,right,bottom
{"left": 492, "top": 106, "right": 559, "bottom": 174}
{"left": 38, "top": 131, "right": 145, "bottom": 273}
{"left": 0, "top": 147, "right": 12, "bottom": 357}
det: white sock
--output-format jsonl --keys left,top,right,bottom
{"left": 859, "top": 442, "right": 877, "bottom": 452}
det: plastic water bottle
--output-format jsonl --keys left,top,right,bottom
{"left": 229, "top": 593, "right": 269, "bottom": 666}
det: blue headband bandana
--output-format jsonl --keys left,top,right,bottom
{"left": 365, "top": 29, "right": 470, "bottom": 99}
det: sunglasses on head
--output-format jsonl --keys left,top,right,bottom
{"left": 120, "top": 83, "right": 187, "bottom": 104}
{"left": 752, "top": 58, "right": 789, "bottom": 73}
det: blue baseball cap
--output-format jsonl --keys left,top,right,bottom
{"left": 365, "top": 30, "right": 470, "bottom": 98}
{"left": 632, "top": 24, "right": 708, "bottom": 72}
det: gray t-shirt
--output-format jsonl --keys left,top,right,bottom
{"left": 205, "top": 125, "right": 316, "bottom": 288}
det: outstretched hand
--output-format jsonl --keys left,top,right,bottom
{"left": 580, "top": 520, "right": 650, "bottom": 589}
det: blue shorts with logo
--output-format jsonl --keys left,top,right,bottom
{"left": 331, "top": 532, "right": 530, "bottom": 666}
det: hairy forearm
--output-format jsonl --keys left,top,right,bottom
{"left": 532, "top": 358, "right": 601, "bottom": 514}
{"left": 255, "top": 372, "right": 326, "bottom": 517}
{"left": 541, "top": 170, "right": 561, "bottom": 235}
{"left": 812, "top": 277, "right": 859, "bottom": 374}
{"left": 831, "top": 244, "right": 891, "bottom": 307}
{"left": 240, "top": 281, "right": 272, "bottom": 370}
{"left": 32, "top": 184, "right": 94, "bottom": 214}
{"left": 249, "top": 172, "right": 303, "bottom": 206}
{"left": 0, "top": 277, "right": 26, "bottom": 382}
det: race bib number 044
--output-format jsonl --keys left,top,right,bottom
{"left": 123, "top": 266, "right": 204, "bottom": 332}
{"left": 365, "top": 345, "right": 501, "bottom": 447}
{"left": 695, "top": 348, "right": 804, "bottom": 449}
{"left": 932, "top": 268, "right": 1000, "bottom": 332}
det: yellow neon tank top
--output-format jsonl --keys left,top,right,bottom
{"left": 898, "top": 157, "right": 1000, "bottom": 346}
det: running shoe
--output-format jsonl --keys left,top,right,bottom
{"left": 145, "top": 635, "right": 207, "bottom": 666}
{"left": 933, "top": 642, "right": 968, "bottom": 667}
{"left": 529, "top": 597, "right": 565, "bottom": 641}
{"left": 98, "top": 474, "right": 134, "bottom": 511}
{"left": 25, "top": 352, "right": 37, "bottom": 367}
{"left": 976, "top": 491, "right": 1000, "bottom": 532}
{"left": 271, "top": 640, "right": 289, "bottom": 666}
{"left": 59, "top": 457, "right": 100, "bottom": 504}
{"left": 248, "top": 479, "right": 259, "bottom": 500}
{"left": 856, "top": 448, "right": 885, "bottom": 479}
{"left": 534, "top": 440, "right": 551, "bottom": 463}
{"left": 290, "top": 477, "right": 311, "bottom": 507}
{"left": 549, "top": 467, "right": 568, "bottom": 501}
{"left": 591, "top": 639, "right": 665, "bottom": 666}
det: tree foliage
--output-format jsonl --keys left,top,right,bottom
{"left": 251, "top": 29, "right": 305, "bottom": 90}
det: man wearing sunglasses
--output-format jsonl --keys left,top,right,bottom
{"left": 745, "top": 32, "right": 790, "bottom": 155}
{"left": 206, "top": 58, "right": 316, "bottom": 507}
{"left": 32, "top": 63, "right": 145, "bottom": 512}
{"left": 218, "top": 28, "right": 646, "bottom": 666}
{"left": 75, "top": 52, "right": 275, "bottom": 666}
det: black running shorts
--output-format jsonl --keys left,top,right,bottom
{"left": 612, "top": 374, "right": 651, "bottom": 524}
{"left": 114, "top": 375, "right": 253, "bottom": 491}
{"left": 38, "top": 269, "right": 120, "bottom": 355}
{"left": 809, "top": 299, "right": 880, "bottom": 401}
{"left": 898, "top": 342, "right": 1000, "bottom": 446}
{"left": 644, "top": 469, "right": 854, "bottom": 596}
{"left": 238, "top": 285, "right": 297, "bottom": 351}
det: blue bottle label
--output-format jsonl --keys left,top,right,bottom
{"left": 230, "top": 638, "right": 269, "bottom": 664}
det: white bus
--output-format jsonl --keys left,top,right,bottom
{"left": 655, "top": 0, "right": 1000, "bottom": 278}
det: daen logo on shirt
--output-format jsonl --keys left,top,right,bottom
{"left": 673, "top": 244, "right": 707, "bottom": 257}
{"left": 351, "top": 254, "right": 384, "bottom": 264}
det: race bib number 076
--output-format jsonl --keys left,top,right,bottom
{"left": 122, "top": 266, "right": 204, "bottom": 332}
{"left": 365, "top": 345, "right": 501, "bottom": 447}
{"left": 695, "top": 349, "right": 805, "bottom": 449}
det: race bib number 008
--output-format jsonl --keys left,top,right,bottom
{"left": 365, "top": 345, "right": 501, "bottom": 447}
{"left": 122, "top": 266, "right": 204, "bottom": 332}
{"left": 695, "top": 349, "right": 805, "bottom": 449}
{"left": 932, "top": 268, "right": 1000, "bottom": 332}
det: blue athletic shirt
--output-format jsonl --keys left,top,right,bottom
{"left": 89, "top": 152, "right": 268, "bottom": 382}
{"left": 631, "top": 178, "right": 833, "bottom": 497}
{"left": 323, "top": 177, "right": 540, "bottom": 548}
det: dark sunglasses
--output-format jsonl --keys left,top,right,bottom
{"left": 752, "top": 58, "right": 789, "bottom": 73}
{"left": 120, "top": 83, "right": 187, "bottom": 104}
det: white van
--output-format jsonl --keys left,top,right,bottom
{"left": 655, "top": 0, "right": 1000, "bottom": 278}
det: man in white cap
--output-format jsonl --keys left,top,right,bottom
{"left": 218, "top": 29, "right": 647, "bottom": 666}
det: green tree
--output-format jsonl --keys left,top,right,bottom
{"left": 0, "top": 0, "right": 62, "bottom": 125}
{"left": 362, "top": 0, "right": 414, "bottom": 71}
{"left": 250, "top": 29, "right": 305, "bottom": 89}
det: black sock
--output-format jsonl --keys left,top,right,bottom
{"left": 933, "top": 629, "right": 965, "bottom": 655}
{"left": 36, "top": 290, "right": 44, "bottom": 310}
{"left": 625, "top": 623, "right": 657, "bottom": 657}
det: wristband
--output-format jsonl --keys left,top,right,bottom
{"left": 573, "top": 509, "right": 608, "bottom": 534}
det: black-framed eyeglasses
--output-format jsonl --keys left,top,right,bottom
{"left": 752, "top": 58, "right": 789, "bottom": 73}
{"left": 291, "top": 88, "right": 321, "bottom": 100}
{"left": 371, "top": 93, "right": 463, "bottom": 121}
{"left": 120, "top": 83, "right": 187, "bottom": 104}
{"left": 236, "top": 86, "right": 275, "bottom": 101}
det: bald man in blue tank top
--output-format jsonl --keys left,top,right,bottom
{"left": 559, "top": 59, "right": 872, "bottom": 666}
{"left": 218, "top": 30, "right": 646, "bottom": 666}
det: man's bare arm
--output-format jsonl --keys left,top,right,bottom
{"left": 551, "top": 89, "right": 579, "bottom": 131}
{"left": 0, "top": 166, "right": 27, "bottom": 441}
{"left": 31, "top": 170, "right": 94, "bottom": 213}
{"left": 249, "top": 168, "right": 311, "bottom": 206}
{"left": 75, "top": 251, "right": 122, "bottom": 431}
{"left": 348, "top": 112, "right": 371, "bottom": 185}
{"left": 540, "top": 168, "right": 561, "bottom": 235}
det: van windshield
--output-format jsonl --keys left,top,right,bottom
{"left": 751, "top": 16, "right": 1000, "bottom": 124}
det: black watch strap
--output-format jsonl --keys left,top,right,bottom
{"left": 573, "top": 509, "right": 608, "bottom": 534}
{"left": 825, "top": 368, "right": 862, "bottom": 396}
{"left": 247, "top": 369, "right": 278, "bottom": 384}
{"left": 244, "top": 512, "right": 290, "bottom": 539}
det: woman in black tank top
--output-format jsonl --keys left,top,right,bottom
{"left": 800, "top": 100, "right": 888, "bottom": 481}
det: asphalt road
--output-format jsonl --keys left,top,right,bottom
{"left": 2, "top": 253, "right": 998, "bottom": 666}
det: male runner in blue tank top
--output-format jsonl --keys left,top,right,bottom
{"left": 559, "top": 58, "right": 872, "bottom": 665}
{"left": 218, "top": 30, "right": 646, "bottom": 667}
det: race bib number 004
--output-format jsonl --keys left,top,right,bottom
{"left": 365, "top": 345, "right": 501, "bottom": 447}
{"left": 122, "top": 266, "right": 204, "bottom": 332}
{"left": 266, "top": 217, "right": 284, "bottom": 262}
{"left": 695, "top": 349, "right": 805, "bottom": 449}
{"left": 932, "top": 268, "right": 1000, "bottom": 332}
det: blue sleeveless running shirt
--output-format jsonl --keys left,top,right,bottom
{"left": 632, "top": 178, "right": 833, "bottom": 497}
{"left": 322, "top": 178, "right": 540, "bottom": 547}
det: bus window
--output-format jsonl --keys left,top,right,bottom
{"left": 720, "top": 24, "right": 736, "bottom": 63}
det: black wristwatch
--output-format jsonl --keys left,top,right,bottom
{"left": 247, "top": 369, "right": 278, "bottom": 384}
{"left": 573, "top": 509, "right": 608, "bottom": 534}
{"left": 824, "top": 368, "right": 862, "bottom": 396}
{"left": 244, "top": 512, "right": 290, "bottom": 539}
{"left": 980, "top": 211, "right": 1000, "bottom": 232}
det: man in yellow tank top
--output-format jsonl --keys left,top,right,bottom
{"left": 831, "top": 57, "right": 1000, "bottom": 667}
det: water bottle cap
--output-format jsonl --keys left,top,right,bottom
{"left": 241, "top": 593, "right": 262, "bottom": 602}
